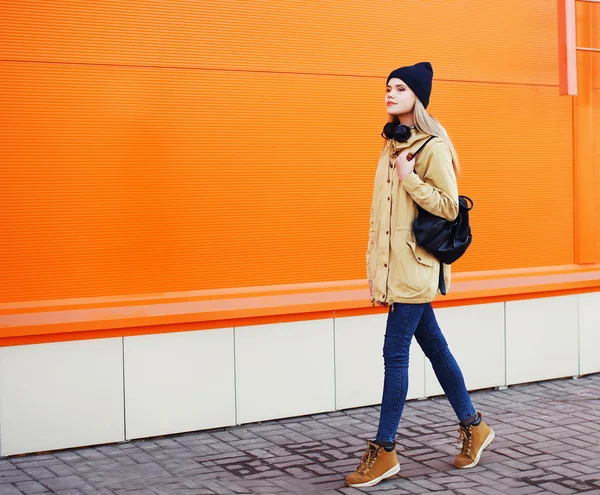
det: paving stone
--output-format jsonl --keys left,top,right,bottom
{"left": 0, "top": 473, "right": 33, "bottom": 484}
{"left": 537, "top": 481, "right": 578, "bottom": 494}
{"left": 0, "top": 485, "right": 26, "bottom": 495}
{"left": 505, "top": 487, "right": 548, "bottom": 495}
{"left": 14, "top": 480, "right": 51, "bottom": 494}
{"left": 0, "top": 374, "right": 599, "bottom": 494}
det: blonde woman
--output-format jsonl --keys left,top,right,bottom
{"left": 345, "top": 62, "right": 495, "bottom": 488}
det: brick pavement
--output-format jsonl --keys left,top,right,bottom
{"left": 1, "top": 374, "right": 599, "bottom": 494}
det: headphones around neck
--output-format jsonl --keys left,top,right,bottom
{"left": 381, "top": 120, "right": 413, "bottom": 142}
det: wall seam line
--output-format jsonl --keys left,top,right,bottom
{"left": 504, "top": 301, "right": 508, "bottom": 387}
{"left": 577, "top": 295, "right": 581, "bottom": 377}
{"left": 0, "top": 58, "right": 561, "bottom": 88}
{"left": 233, "top": 327, "right": 238, "bottom": 426}
{"left": 122, "top": 337, "right": 127, "bottom": 441}
{"left": 333, "top": 317, "right": 337, "bottom": 411}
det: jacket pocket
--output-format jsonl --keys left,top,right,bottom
{"left": 406, "top": 240, "right": 435, "bottom": 267}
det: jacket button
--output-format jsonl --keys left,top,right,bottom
{"left": 387, "top": 197, "right": 390, "bottom": 201}
{"left": 387, "top": 179, "right": 390, "bottom": 183}
{"left": 386, "top": 231, "right": 389, "bottom": 235}
{"left": 384, "top": 263, "right": 387, "bottom": 267}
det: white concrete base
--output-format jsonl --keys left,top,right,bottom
{"left": 0, "top": 292, "right": 596, "bottom": 456}
{"left": 579, "top": 292, "right": 600, "bottom": 376}
{"left": 123, "top": 328, "right": 235, "bottom": 440}
{"left": 235, "top": 319, "right": 335, "bottom": 424}
{"left": 506, "top": 295, "right": 579, "bottom": 385}
{"left": 0, "top": 338, "right": 124, "bottom": 456}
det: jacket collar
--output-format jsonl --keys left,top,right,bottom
{"left": 388, "top": 129, "right": 431, "bottom": 156}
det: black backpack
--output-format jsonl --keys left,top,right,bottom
{"left": 411, "top": 136, "right": 473, "bottom": 293}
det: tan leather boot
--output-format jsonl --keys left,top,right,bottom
{"left": 345, "top": 440, "right": 400, "bottom": 487}
{"left": 455, "top": 413, "right": 495, "bottom": 469}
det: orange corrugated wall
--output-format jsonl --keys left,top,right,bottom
{"left": 593, "top": 7, "right": 600, "bottom": 262}
{"left": 0, "top": 1, "right": 575, "bottom": 303}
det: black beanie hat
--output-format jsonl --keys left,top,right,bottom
{"left": 386, "top": 62, "right": 434, "bottom": 108}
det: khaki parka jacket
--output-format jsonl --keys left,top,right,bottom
{"left": 367, "top": 130, "right": 459, "bottom": 304}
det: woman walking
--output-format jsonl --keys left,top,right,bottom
{"left": 345, "top": 62, "right": 495, "bottom": 488}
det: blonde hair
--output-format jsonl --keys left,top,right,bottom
{"left": 386, "top": 99, "right": 460, "bottom": 176}
{"left": 413, "top": 99, "right": 460, "bottom": 176}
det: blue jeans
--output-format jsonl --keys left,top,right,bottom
{"left": 375, "top": 302, "right": 476, "bottom": 444}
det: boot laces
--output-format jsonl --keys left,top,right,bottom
{"left": 357, "top": 445, "right": 380, "bottom": 474}
{"left": 457, "top": 426, "right": 472, "bottom": 457}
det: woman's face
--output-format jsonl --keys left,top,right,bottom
{"left": 385, "top": 78, "right": 417, "bottom": 117}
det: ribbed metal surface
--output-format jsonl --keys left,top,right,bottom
{"left": 0, "top": 1, "right": 574, "bottom": 302}
{"left": 593, "top": 6, "right": 600, "bottom": 86}
{"left": 592, "top": 10, "right": 600, "bottom": 261}
{"left": 595, "top": 89, "right": 600, "bottom": 261}
{"left": 1, "top": 1, "right": 561, "bottom": 85}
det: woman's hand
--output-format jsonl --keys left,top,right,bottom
{"left": 396, "top": 149, "right": 416, "bottom": 180}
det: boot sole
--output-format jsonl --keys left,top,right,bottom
{"left": 346, "top": 463, "right": 400, "bottom": 488}
{"left": 458, "top": 428, "right": 495, "bottom": 469}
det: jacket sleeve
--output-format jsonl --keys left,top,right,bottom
{"left": 400, "top": 140, "right": 459, "bottom": 221}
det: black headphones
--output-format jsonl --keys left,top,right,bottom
{"left": 381, "top": 120, "right": 412, "bottom": 142}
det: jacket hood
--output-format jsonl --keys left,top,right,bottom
{"left": 387, "top": 129, "right": 432, "bottom": 156}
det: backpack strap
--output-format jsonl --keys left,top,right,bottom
{"left": 412, "top": 135, "right": 447, "bottom": 294}
{"left": 409, "top": 136, "right": 436, "bottom": 181}
{"left": 412, "top": 135, "right": 436, "bottom": 159}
